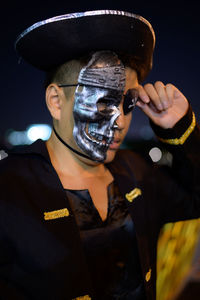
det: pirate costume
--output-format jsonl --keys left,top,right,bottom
{"left": 0, "top": 10, "right": 200, "bottom": 300}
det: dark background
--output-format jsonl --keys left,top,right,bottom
{"left": 1, "top": 0, "right": 200, "bottom": 146}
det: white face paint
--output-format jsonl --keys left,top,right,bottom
{"left": 72, "top": 60, "right": 126, "bottom": 162}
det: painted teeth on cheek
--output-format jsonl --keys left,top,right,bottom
{"left": 96, "top": 134, "right": 103, "bottom": 141}
{"left": 90, "top": 132, "right": 105, "bottom": 144}
{"left": 87, "top": 123, "right": 102, "bottom": 141}
{"left": 85, "top": 123, "right": 108, "bottom": 146}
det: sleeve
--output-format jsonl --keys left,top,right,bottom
{"left": 0, "top": 157, "right": 28, "bottom": 299}
{"left": 0, "top": 207, "right": 27, "bottom": 299}
{"left": 149, "top": 105, "right": 200, "bottom": 225}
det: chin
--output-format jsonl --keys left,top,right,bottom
{"left": 104, "top": 149, "right": 118, "bottom": 164}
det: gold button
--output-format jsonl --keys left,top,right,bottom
{"left": 145, "top": 268, "right": 152, "bottom": 282}
{"left": 125, "top": 188, "right": 142, "bottom": 202}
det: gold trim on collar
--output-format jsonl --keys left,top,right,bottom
{"left": 72, "top": 295, "right": 91, "bottom": 300}
{"left": 158, "top": 112, "right": 196, "bottom": 145}
{"left": 125, "top": 188, "right": 142, "bottom": 202}
{"left": 44, "top": 208, "right": 69, "bottom": 220}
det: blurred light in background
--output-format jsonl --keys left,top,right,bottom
{"left": 149, "top": 147, "right": 162, "bottom": 162}
{"left": 139, "top": 125, "right": 155, "bottom": 140}
{"left": 7, "top": 130, "right": 29, "bottom": 146}
{"left": 6, "top": 124, "right": 52, "bottom": 146}
{"left": 0, "top": 150, "right": 8, "bottom": 160}
{"left": 27, "top": 124, "right": 51, "bottom": 143}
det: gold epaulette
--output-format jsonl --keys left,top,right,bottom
{"left": 72, "top": 295, "right": 91, "bottom": 300}
{"left": 44, "top": 208, "right": 69, "bottom": 220}
{"left": 158, "top": 112, "right": 196, "bottom": 145}
{"left": 125, "top": 188, "right": 142, "bottom": 202}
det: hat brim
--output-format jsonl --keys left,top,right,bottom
{"left": 15, "top": 10, "right": 155, "bottom": 78}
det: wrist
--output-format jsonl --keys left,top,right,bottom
{"left": 150, "top": 105, "right": 196, "bottom": 145}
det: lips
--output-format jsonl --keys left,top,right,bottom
{"left": 109, "top": 138, "right": 121, "bottom": 150}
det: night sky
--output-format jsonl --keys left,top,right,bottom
{"left": 1, "top": 0, "right": 200, "bottom": 146}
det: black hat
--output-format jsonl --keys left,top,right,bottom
{"left": 15, "top": 10, "right": 155, "bottom": 81}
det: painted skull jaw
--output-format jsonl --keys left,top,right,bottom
{"left": 73, "top": 121, "right": 113, "bottom": 162}
{"left": 73, "top": 86, "right": 121, "bottom": 162}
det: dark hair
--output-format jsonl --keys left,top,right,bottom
{"left": 117, "top": 52, "right": 146, "bottom": 82}
{"left": 44, "top": 54, "right": 91, "bottom": 89}
{"left": 44, "top": 50, "right": 145, "bottom": 94}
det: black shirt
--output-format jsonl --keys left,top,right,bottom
{"left": 66, "top": 181, "right": 146, "bottom": 299}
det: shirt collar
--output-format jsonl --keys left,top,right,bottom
{"left": 9, "top": 139, "right": 51, "bottom": 164}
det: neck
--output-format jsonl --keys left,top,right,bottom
{"left": 46, "top": 132, "right": 107, "bottom": 178}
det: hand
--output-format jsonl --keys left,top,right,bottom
{"left": 136, "top": 81, "right": 189, "bottom": 129}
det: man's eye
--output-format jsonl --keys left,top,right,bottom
{"left": 97, "top": 99, "right": 114, "bottom": 114}
{"left": 97, "top": 102, "right": 107, "bottom": 112}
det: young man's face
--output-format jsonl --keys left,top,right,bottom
{"left": 58, "top": 66, "right": 138, "bottom": 164}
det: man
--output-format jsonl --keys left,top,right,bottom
{"left": 0, "top": 10, "right": 200, "bottom": 300}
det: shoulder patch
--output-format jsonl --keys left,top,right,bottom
{"left": 0, "top": 150, "right": 8, "bottom": 160}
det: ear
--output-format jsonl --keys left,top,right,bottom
{"left": 46, "top": 84, "right": 63, "bottom": 120}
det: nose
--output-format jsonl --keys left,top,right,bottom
{"left": 114, "top": 106, "right": 125, "bottom": 130}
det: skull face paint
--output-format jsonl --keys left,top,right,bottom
{"left": 73, "top": 55, "right": 126, "bottom": 162}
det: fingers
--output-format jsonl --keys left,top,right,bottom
{"left": 137, "top": 81, "right": 175, "bottom": 112}
{"left": 145, "top": 82, "right": 164, "bottom": 111}
{"left": 135, "top": 81, "right": 189, "bottom": 128}
{"left": 137, "top": 85, "right": 150, "bottom": 104}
